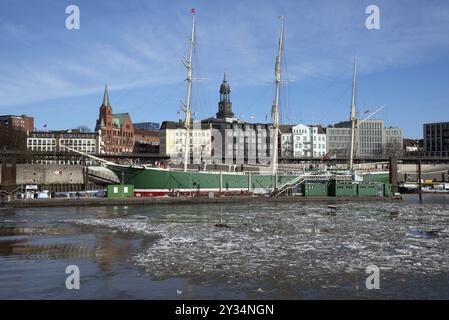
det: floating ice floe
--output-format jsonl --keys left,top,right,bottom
{"left": 68, "top": 201, "right": 449, "bottom": 284}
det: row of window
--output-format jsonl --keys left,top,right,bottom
{"left": 175, "top": 139, "right": 210, "bottom": 145}
{"left": 103, "top": 147, "right": 132, "bottom": 153}
{"left": 328, "top": 136, "right": 351, "bottom": 142}
{"left": 102, "top": 139, "right": 133, "bottom": 145}
{"left": 27, "top": 138, "right": 96, "bottom": 145}
{"left": 175, "top": 130, "right": 210, "bottom": 137}
{"left": 359, "top": 123, "right": 383, "bottom": 129}
{"left": 385, "top": 130, "right": 402, "bottom": 136}
{"left": 30, "top": 160, "right": 95, "bottom": 165}
{"left": 359, "top": 129, "right": 382, "bottom": 137}
{"left": 293, "top": 150, "right": 326, "bottom": 157}
{"left": 103, "top": 130, "right": 133, "bottom": 138}
{"left": 359, "top": 137, "right": 382, "bottom": 143}
{"left": 327, "top": 129, "right": 351, "bottom": 135}
{"left": 60, "top": 139, "right": 96, "bottom": 145}
{"left": 27, "top": 146, "right": 96, "bottom": 152}
{"left": 291, "top": 143, "right": 325, "bottom": 149}
{"left": 28, "top": 139, "right": 56, "bottom": 145}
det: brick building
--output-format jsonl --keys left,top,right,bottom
{"left": 95, "top": 85, "right": 134, "bottom": 154}
{"left": 0, "top": 114, "right": 34, "bottom": 151}
{"left": 133, "top": 128, "right": 160, "bottom": 154}
{"left": 0, "top": 114, "right": 34, "bottom": 132}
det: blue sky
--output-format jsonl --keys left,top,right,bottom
{"left": 1, "top": 0, "right": 448, "bottom": 138}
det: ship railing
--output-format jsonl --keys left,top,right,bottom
{"left": 272, "top": 174, "right": 306, "bottom": 197}
{"left": 272, "top": 172, "right": 337, "bottom": 197}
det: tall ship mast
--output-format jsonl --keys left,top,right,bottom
{"left": 62, "top": 14, "right": 392, "bottom": 198}
{"left": 182, "top": 11, "right": 196, "bottom": 172}
{"left": 349, "top": 57, "right": 357, "bottom": 171}
{"left": 271, "top": 16, "right": 284, "bottom": 175}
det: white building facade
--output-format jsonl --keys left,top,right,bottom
{"left": 26, "top": 130, "right": 100, "bottom": 164}
{"left": 160, "top": 121, "right": 212, "bottom": 162}
{"left": 326, "top": 120, "right": 403, "bottom": 158}
{"left": 280, "top": 124, "right": 327, "bottom": 158}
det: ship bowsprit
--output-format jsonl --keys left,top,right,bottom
{"left": 87, "top": 166, "right": 120, "bottom": 184}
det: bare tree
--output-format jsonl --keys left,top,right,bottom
{"left": 76, "top": 125, "right": 91, "bottom": 133}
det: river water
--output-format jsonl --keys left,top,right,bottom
{"left": 1, "top": 194, "right": 449, "bottom": 299}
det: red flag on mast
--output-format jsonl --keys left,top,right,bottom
{"left": 191, "top": 8, "right": 195, "bottom": 14}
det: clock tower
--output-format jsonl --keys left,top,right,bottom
{"left": 216, "top": 73, "right": 235, "bottom": 119}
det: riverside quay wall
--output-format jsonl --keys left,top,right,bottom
{"left": 1, "top": 164, "right": 88, "bottom": 192}
{"left": 1, "top": 162, "right": 448, "bottom": 193}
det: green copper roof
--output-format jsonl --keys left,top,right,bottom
{"left": 112, "top": 113, "right": 129, "bottom": 128}
{"left": 102, "top": 84, "right": 111, "bottom": 107}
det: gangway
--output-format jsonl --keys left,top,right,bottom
{"left": 271, "top": 174, "right": 305, "bottom": 196}
{"left": 271, "top": 173, "right": 334, "bottom": 197}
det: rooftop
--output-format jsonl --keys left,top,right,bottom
{"left": 112, "top": 113, "right": 131, "bottom": 129}
{"left": 0, "top": 114, "right": 32, "bottom": 119}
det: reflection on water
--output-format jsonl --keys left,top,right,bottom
{"left": 0, "top": 226, "right": 133, "bottom": 271}
{"left": 1, "top": 194, "right": 449, "bottom": 299}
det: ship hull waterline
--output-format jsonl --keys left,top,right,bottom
{"left": 106, "top": 165, "right": 300, "bottom": 197}
{"left": 105, "top": 165, "right": 390, "bottom": 197}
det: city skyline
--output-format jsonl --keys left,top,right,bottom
{"left": 1, "top": 0, "right": 449, "bottom": 138}
{"left": 2, "top": 0, "right": 449, "bottom": 304}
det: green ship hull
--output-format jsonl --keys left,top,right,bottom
{"left": 107, "top": 165, "right": 390, "bottom": 197}
{"left": 107, "top": 165, "right": 298, "bottom": 197}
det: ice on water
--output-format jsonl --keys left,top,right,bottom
{"left": 71, "top": 200, "right": 449, "bottom": 283}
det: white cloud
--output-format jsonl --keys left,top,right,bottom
{"left": 0, "top": 0, "right": 448, "bottom": 108}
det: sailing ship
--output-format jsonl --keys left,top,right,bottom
{"left": 65, "top": 12, "right": 390, "bottom": 197}
{"left": 104, "top": 14, "right": 302, "bottom": 197}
